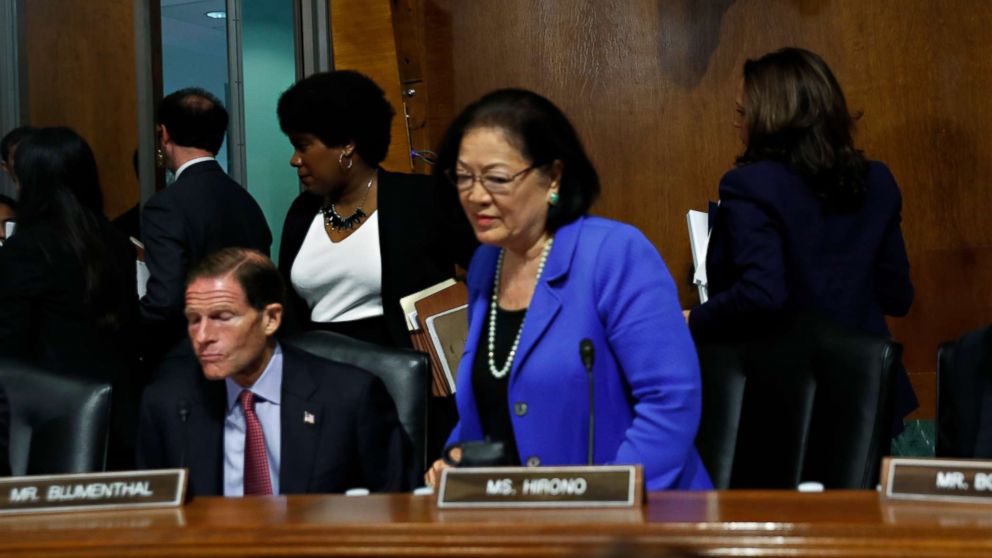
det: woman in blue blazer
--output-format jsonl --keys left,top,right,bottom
{"left": 686, "top": 48, "right": 916, "bottom": 419}
{"left": 425, "top": 89, "right": 711, "bottom": 491}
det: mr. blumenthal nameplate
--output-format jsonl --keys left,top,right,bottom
{"left": 0, "top": 469, "right": 187, "bottom": 515}
{"left": 881, "top": 457, "right": 992, "bottom": 504}
{"left": 438, "top": 465, "right": 642, "bottom": 508}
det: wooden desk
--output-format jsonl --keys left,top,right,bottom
{"left": 1, "top": 491, "right": 991, "bottom": 557}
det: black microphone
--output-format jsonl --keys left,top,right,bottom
{"left": 177, "top": 399, "right": 190, "bottom": 468}
{"left": 580, "top": 339, "right": 595, "bottom": 466}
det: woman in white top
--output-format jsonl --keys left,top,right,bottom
{"left": 276, "top": 71, "right": 476, "bottom": 348}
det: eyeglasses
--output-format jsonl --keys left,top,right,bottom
{"left": 445, "top": 165, "right": 537, "bottom": 195}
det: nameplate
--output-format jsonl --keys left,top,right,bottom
{"left": 881, "top": 457, "right": 992, "bottom": 503}
{"left": 0, "top": 469, "right": 187, "bottom": 515}
{"left": 437, "top": 465, "right": 642, "bottom": 508}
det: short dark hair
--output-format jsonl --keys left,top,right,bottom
{"left": 187, "top": 248, "right": 285, "bottom": 311}
{"left": 738, "top": 47, "right": 869, "bottom": 209}
{"left": 157, "top": 87, "right": 228, "bottom": 155}
{"left": 433, "top": 89, "right": 599, "bottom": 232}
{"left": 277, "top": 71, "right": 394, "bottom": 166}
{"left": 1, "top": 125, "right": 37, "bottom": 165}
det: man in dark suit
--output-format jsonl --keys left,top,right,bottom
{"left": 141, "top": 88, "right": 272, "bottom": 360}
{"left": 137, "top": 248, "right": 413, "bottom": 495}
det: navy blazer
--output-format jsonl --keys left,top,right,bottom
{"left": 141, "top": 160, "right": 272, "bottom": 353}
{"left": 136, "top": 344, "right": 414, "bottom": 495}
{"left": 278, "top": 169, "right": 476, "bottom": 347}
{"left": 690, "top": 160, "right": 913, "bottom": 341}
{"left": 448, "top": 216, "right": 711, "bottom": 491}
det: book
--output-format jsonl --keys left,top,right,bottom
{"left": 425, "top": 304, "right": 469, "bottom": 394}
{"left": 400, "top": 280, "right": 469, "bottom": 396}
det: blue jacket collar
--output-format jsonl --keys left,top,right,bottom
{"left": 470, "top": 217, "right": 585, "bottom": 384}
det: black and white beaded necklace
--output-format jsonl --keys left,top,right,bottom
{"left": 322, "top": 173, "right": 375, "bottom": 231}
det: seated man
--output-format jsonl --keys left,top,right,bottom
{"left": 137, "top": 247, "right": 414, "bottom": 495}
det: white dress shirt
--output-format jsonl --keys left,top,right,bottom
{"left": 173, "top": 156, "right": 215, "bottom": 180}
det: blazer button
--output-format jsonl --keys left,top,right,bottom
{"left": 514, "top": 402, "right": 528, "bottom": 416}
{"left": 526, "top": 456, "right": 541, "bottom": 467}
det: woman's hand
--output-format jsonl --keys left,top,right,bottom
{"left": 424, "top": 447, "right": 462, "bottom": 488}
{"left": 424, "top": 459, "right": 449, "bottom": 488}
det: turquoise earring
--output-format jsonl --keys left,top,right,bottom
{"left": 548, "top": 191, "right": 560, "bottom": 206}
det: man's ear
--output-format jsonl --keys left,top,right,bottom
{"left": 262, "top": 303, "right": 283, "bottom": 336}
{"left": 159, "top": 124, "right": 172, "bottom": 146}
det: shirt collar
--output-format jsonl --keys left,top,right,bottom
{"left": 225, "top": 343, "right": 283, "bottom": 412}
{"left": 174, "top": 156, "right": 215, "bottom": 180}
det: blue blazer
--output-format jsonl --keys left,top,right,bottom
{"left": 447, "top": 216, "right": 712, "bottom": 491}
{"left": 690, "top": 160, "right": 913, "bottom": 340}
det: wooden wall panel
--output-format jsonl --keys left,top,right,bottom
{"left": 21, "top": 0, "right": 139, "bottom": 219}
{"left": 330, "top": 0, "right": 413, "bottom": 173}
{"left": 421, "top": 0, "right": 992, "bottom": 419}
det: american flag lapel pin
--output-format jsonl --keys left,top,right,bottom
{"left": 303, "top": 411, "right": 316, "bottom": 425}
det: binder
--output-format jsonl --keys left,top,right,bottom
{"left": 400, "top": 280, "right": 469, "bottom": 396}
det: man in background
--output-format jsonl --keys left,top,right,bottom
{"left": 141, "top": 88, "right": 271, "bottom": 363}
{"left": 0, "top": 126, "right": 34, "bottom": 245}
{"left": 1, "top": 125, "right": 36, "bottom": 182}
{"left": 0, "top": 195, "right": 16, "bottom": 245}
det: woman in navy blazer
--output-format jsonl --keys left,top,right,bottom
{"left": 686, "top": 48, "right": 916, "bottom": 417}
{"left": 425, "top": 89, "right": 711, "bottom": 491}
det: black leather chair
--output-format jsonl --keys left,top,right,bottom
{"left": 936, "top": 323, "right": 992, "bottom": 458}
{"left": 285, "top": 330, "right": 430, "bottom": 474}
{"left": 0, "top": 359, "right": 113, "bottom": 476}
{"left": 695, "top": 316, "right": 898, "bottom": 489}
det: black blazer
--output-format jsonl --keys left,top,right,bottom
{"left": 937, "top": 324, "right": 992, "bottom": 458}
{"left": 278, "top": 169, "right": 476, "bottom": 347}
{"left": 136, "top": 344, "right": 415, "bottom": 495}
{"left": 690, "top": 160, "right": 913, "bottom": 341}
{"left": 0, "top": 216, "right": 138, "bottom": 382}
{"left": 140, "top": 160, "right": 272, "bottom": 352}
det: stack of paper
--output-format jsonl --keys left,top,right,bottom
{"left": 686, "top": 210, "right": 710, "bottom": 303}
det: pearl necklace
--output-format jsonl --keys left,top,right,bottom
{"left": 487, "top": 236, "right": 555, "bottom": 379}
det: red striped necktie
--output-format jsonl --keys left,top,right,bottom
{"left": 239, "top": 390, "right": 273, "bottom": 495}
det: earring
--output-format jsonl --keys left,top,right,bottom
{"left": 155, "top": 147, "right": 166, "bottom": 168}
{"left": 548, "top": 191, "right": 560, "bottom": 206}
{"left": 338, "top": 151, "right": 353, "bottom": 172}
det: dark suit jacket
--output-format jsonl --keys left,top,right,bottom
{"left": 136, "top": 344, "right": 414, "bottom": 495}
{"left": 937, "top": 324, "right": 992, "bottom": 458}
{"left": 0, "top": 216, "right": 138, "bottom": 382}
{"left": 278, "top": 169, "right": 476, "bottom": 347}
{"left": 140, "top": 160, "right": 272, "bottom": 354}
{"left": 690, "top": 160, "right": 913, "bottom": 341}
